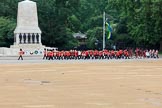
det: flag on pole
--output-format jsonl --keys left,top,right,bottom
{"left": 105, "top": 22, "right": 112, "bottom": 39}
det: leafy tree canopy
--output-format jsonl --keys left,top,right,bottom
{"left": 0, "top": 0, "right": 162, "bottom": 49}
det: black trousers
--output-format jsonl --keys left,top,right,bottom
{"left": 18, "top": 55, "right": 23, "bottom": 60}
{"left": 43, "top": 55, "right": 47, "bottom": 59}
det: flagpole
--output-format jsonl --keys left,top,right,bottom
{"left": 103, "top": 12, "right": 106, "bottom": 50}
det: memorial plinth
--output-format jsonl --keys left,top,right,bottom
{"left": 0, "top": 0, "right": 58, "bottom": 56}
{"left": 11, "top": 0, "right": 44, "bottom": 49}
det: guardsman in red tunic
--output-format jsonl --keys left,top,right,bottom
{"left": 116, "top": 51, "right": 120, "bottom": 59}
{"left": 18, "top": 48, "right": 24, "bottom": 60}
{"left": 74, "top": 50, "right": 78, "bottom": 60}
{"left": 155, "top": 50, "right": 159, "bottom": 58}
{"left": 67, "top": 51, "right": 71, "bottom": 60}
{"left": 55, "top": 51, "right": 59, "bottom": 59}
{"left": 103, "top": 49, "right": 107, "bottom": 59}
{"left": 119, "top": 49, "right": 123, "bottom": 59}
{"left": 85, "top": 50, "right": 89, "bottom": 59}
{"left": 124, "top": 49, "right": 129, "bottom": 59}
{"left": 70, "top": 50, "right": 74, "bottom": 59}
{"left": 89, "top": 50, "right": 93, "bottom": 59}
{"left": 60, "top": 51, "right": 64, "bottom": 60}
{"left": 93, "top": 50, "right": 98, "bottom": 59}
{"left": 128, "top": 48, "right": 133, "bottom": 59}
{"left": 49, "top": 50, "right": 54, "bottom": 60}
{"left": 58, "top": 51, "right": 62, "bottom": 60}
{"left": 81, "top": 51, "right": 85, "bottom": 59}
{"left": 47, "top": 49, "right": 50, "bottom": 60}
{"left": 106, "top": 50, "right": 110, "bottom": 59}
{"left": 53, "top": 50, "right": 57, "bottom": 60}
{"left": 64, "top": 51, "right": 68, "bottom": 60}
{"left": 99, "top": 51, "right": 103, "bottom": 59}
{"left": 111, "top": 50, "right": 115, "bottom": 59}
{"left": 135, "top": 48, "right": 139, "bottom": 58}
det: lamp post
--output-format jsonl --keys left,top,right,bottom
{"left": 103, "top": 12, "right": 106, "bottom": 50}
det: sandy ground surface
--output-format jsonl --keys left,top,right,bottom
{"left": 0, "top": 58, "right": 162, "bottom": 108}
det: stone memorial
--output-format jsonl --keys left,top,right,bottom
{"left": 10, "top": 0, "right": 44, "bottom": 49}
{"left": 0, "top": 0, "right": 57, "bottom": 56}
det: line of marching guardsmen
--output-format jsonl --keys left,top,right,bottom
{"left": 43, "top": 48, "right": 159, "bottom": 60}
{"left": 43, "top": 48, "right": 133, "bottom": 60}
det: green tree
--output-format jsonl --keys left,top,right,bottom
{"left": 37, "top": 0, "right": 79, "bottom": 49}
{"left": 0, "top": 17, "right": 16, "bottom": 47}
{"left": 0, "top": 0, "right": 162, "bottom": 50}
{"left": 108, "top": 0, "right": 162, "bottom": 49}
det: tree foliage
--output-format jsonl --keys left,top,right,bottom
{"left": 109, "top": 0, "right": 162, "bottom": 49}
{"left": 0, "top": 17, "right": 16, "bottom": 47}
{"left": 0, "top": 0, "right": 162, "bottom": 49}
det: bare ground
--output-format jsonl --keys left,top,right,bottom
{"left": 0, "top": 60, "right": 162, "bottom": 108}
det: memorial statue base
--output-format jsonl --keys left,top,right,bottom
{"left": 0, "top": 44, "right": 45, "bottom": 56}
{"left": 10, "top": 44, "right": 45, "bottom": 49}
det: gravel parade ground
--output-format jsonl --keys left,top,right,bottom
{"left": 0, "top": 57, "right": 162, "bottom": 108}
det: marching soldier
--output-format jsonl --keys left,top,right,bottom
{"left": 18, "top": 48, "right": 24, "bottom": 60}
